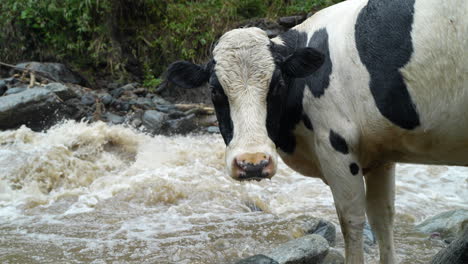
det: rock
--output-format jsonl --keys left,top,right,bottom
{"left": 112, "top": 99, "right": 131, "bottom": 112}
{"left": 142, "top": 110, "right": 168, "bottom": 133}
{"left": 363, "top": 221, "right": 376, "bottom": 246}
{"left": 43, "top": 83, "right": 77, "bottom": 100}
{"left": 133, "top": 87, "right": 147, "bottom": 96}
{"left": 99, "top": 93, "right": 114, "bottom": 105}
{"left": 0, "top": 88, "right": 77, "bottom": 131}
{"left": 430, "top": 228, "right": 468, "bottom": 264}
{"left": 110, "top": 87, "right": 125, "bottom": 98}
{"left": 206, "top": 126, "right": 220, "bottom": 133}
{"left": 305, "top": 219, "right": 336, "bottom": 247}
{"left": 104, "top": 112, "right": 125, "bottom": 125}
{"left": 165, "top": 114, "right": 197, "bottom": 134}
{"left": 265, "top": 234, "right": 329, "bottom": 264}
{"left": 152, "top": 95, "right": 172, "bottom": 105}
{"left": 278, "top": 15, "right": 306, "bottom": 28}
{"left": 130, "top": 97, "right": 155, "bottom": 109}
{"left": 4, "top": 86, "right": 27, "bottom": 96}
{"left": 235, "top": 255, "right": 279, "bottom": 264}
{"left": 156, "top": 104, "right": 177, "bottom": 113}
{"left": 416, "top": 209, "right": 468, "bottom": 240}
{"left": 0, "top": 80, "right": 7, "bottom": 95}
{"left": 81, "top": 93, "right": 96, "bottom": 105}
{"left": 119, "top": 83, "right": 139, "bottom": 91}
{"left": 14, "top": 62, "right": 87, "bottom": 85}
{"left": 322, "top": 248, "right": 345, "bottom": 264}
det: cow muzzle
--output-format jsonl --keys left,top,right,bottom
{"left": 232, "top": 152, "right": 275, "bottom": 181}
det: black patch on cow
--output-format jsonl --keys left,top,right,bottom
{"left": 355, "top": 0, "right": 420, "bottom": 130}
{"left": 349, "top": 163, "right": 360, "bottom": 175}
{"left": 166, "top": 61, "right": 211, "bottom": 89}
{"left": 305, "top": 29, "right": 332, "bottom": 98}
{"left": 302, "top": 114, "right": 313, "bottom": 131}
{"left": 266, "top": 67, "right": 287, "bottom": 143}
{"left": 210, "top": 73, "right": 233, "bottom": 145}
{"left": 329, "top": 130, "right": 349, "bottom": 154}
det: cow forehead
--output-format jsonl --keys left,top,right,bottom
{"left": 213, "top": 28, "right": 276, "bottom": 97}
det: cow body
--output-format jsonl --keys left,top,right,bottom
{"left": 167, "top": 0, "right": 468, "bottom": 263}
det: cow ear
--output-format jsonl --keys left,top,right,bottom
{"left": 166, "top": 61, "right": 210, "bottom": 89}
{"left": 282, "top": 47, "right": 324, "bottom": 78}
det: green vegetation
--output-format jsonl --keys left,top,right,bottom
{"left": 0, "top": 0, "right": 342, "bottom": 84}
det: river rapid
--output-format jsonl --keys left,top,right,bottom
{"left": 0, "top": 121, "right": 467, "bottom": 264}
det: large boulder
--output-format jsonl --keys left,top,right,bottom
{"left": 142, "top": 110, "right": 168, "bottom": 134}
{"left": 304, "top": 219, "right": 336, "bottom": 247}
{"left": 430, "top": 228, "right": 468, "bottom": 264}
{"left": 0, "top": 88, "right": 78, "bottom": 131}
{"left": 265, "top": 234, "right": 329, "bottom": 264}
{"left": 321, "top": 248, "right": 345, "bottom": 264}
{"left": 14, "top": 62, "right": 88, "bottom": 86}
{"left": 416, "top": 209, "right": 468, "bottom": 240}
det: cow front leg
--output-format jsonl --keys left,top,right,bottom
{"left": 365, "top": 163, "right": 397, "bottom": 264}
{"left": 315, "top": 130, "right": 366, "bottom": 264}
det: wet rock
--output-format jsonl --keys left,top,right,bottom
{"left": 119, "top": 83, "right": 139, "bottom": 91}
{"left": 0, "top": 80, "right": 7, "bottom": 95}
{"left": 322, "top": 248, "right": 345, "bottom": 264}
{"left": 305, "top": 219, "right": 336, "bottom": 247}
{"left": 416, "top": 209, "right": 468, "bottom": 240}
{"left": 4, "top": 86, "right": 27, "bottom": 96}
{"left": 43, "top": 83, "right": 77, "bottom": 100}
{"left": 206, "top": 126, "right": 220, "bottom": 133}
{"left": 235, "top": 255, "right": 279, "bottom": 264}
{"left": 363, "top": 221, "right": 376, "bottom": 246}
{"left": 14, "top": 62, "right": 87, "bottom": 85}
{"left": 430, "top": 228, "right": 468, "bottom": 264}
{"left": 0, "top": 88, "right": 77, "bottom": 130}
{"left": 99, "top": 93, "right": 114, "bottom": 105}
{"left": 104, "top": 112, "right": 125, "bottom": 125}
{"left": 278, "top": 15, "right": 306, "bottom": 28}
{"left": 81, "top": 93, "right": 96, "bottom": 105}
{"left": 165, "top": 114, "right": 197, "bottom": 134}
{"left": 112, "top": 99, "right": 131, "bottom": 112}
{"left": 156, "top": 104, "right": 177, "bottom": 113}
{"left": 133, "top": 87, "right": 147, "bottom": 96}
{"left": 142, "top": 110, "right": 168, "bottom": 133}
{"left": 152, "top": 95, "right": 172, "bottom": 106}
{"left": 110, "top": 87, "right": 125, "bottom": 98}
{"left": 265, "top": 234, "right": 329, "bottom": 264}
{"left": 130, "top": 97, "right": 155, "bottom": 110}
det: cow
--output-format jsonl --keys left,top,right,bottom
{"left": 165, "top": 0, "right": 468, "bottom": 263}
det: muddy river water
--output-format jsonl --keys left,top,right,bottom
{"left": 0, "top": 121, "right": 467, "bottom": 263}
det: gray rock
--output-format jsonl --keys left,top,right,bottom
{"left": 430, "top": 228, "right": 468, "bottom": 264}
{"left": 112, "top": 99, "right": 130, "bottom": 112}
{"left": 4, "top": 86, "right": 27, "bottom": 95}
{"left": 110, "top": 87, "right": 125, "bottom": 98}
{"left": 156, "top": 104, "right": 177, "bottom": 113}
{"left": 305, "top": 219, "right": 336, "bottom": 247}
{"left": 99, "top": 93, "right": 114, "bottom": 105}
{"left": 119, "top": 83, "right": 139, "bottom": 91}
{"left": 265, "top": 234, "right": 329, "bottom": 264}
{"left": 363, "top": 221, "right": 376, "bottom": 246}
{"left": 416, "top": 209, "right": 468, "bottom": 239}
{"left": 81, "top": 93, "right": 96, "bottom": 105}
{"left": 14, "top": 62, "right": 87, "bottom": 85}
{"left": 43, "top": 83, "right": 77, "bottom": 100}
{"left": 207, "top": 126, "right": 220, "bottom": 133}
{"left": 130, "top": 97, "right": 155, "bottom": 109}
{"left": 0, "top": 88, "right": 77, "bottom": 130}
{"left": 235, "top": 255, "right": 279, "bottom": 264}
{"left": 104, "top": 112, "right": 125, "bottom": 125}
{"left": 278, "top": 15, "right": 306, "bottom": 28}
{"left": 0, "top": 80, "right": 6, "bottom": 95}
{"left": 322, "top": 248, "right": 345, "bottom": 264}
{"left": 142, "top": 110, "right": 168, "bottom": 133}
{"left": 152, "top": 95, "right": 172, "bottom": 105}
{"left": 165, "top": 114, "right": 197, "bottom": 134}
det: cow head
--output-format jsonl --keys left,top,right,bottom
{"left": 167, "top": 27, "right": 324, "bottom": 181}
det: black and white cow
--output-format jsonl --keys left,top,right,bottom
{"left": 166, "top": 0, "right": 468, "bottom": 263}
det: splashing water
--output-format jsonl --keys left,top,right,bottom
{"left": 0, "top": 121, "right": 466, "bottom": 263}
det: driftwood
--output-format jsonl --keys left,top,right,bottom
{"left": 174, "top": 103, "right": 214, "bottom": 115}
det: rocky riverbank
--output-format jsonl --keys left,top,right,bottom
{"left": 0, "top": 62, "right": 218, "bottom": 135}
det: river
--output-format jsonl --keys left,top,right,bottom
{"left": 0, "top": 121, "right": 466, "bottom": 263}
